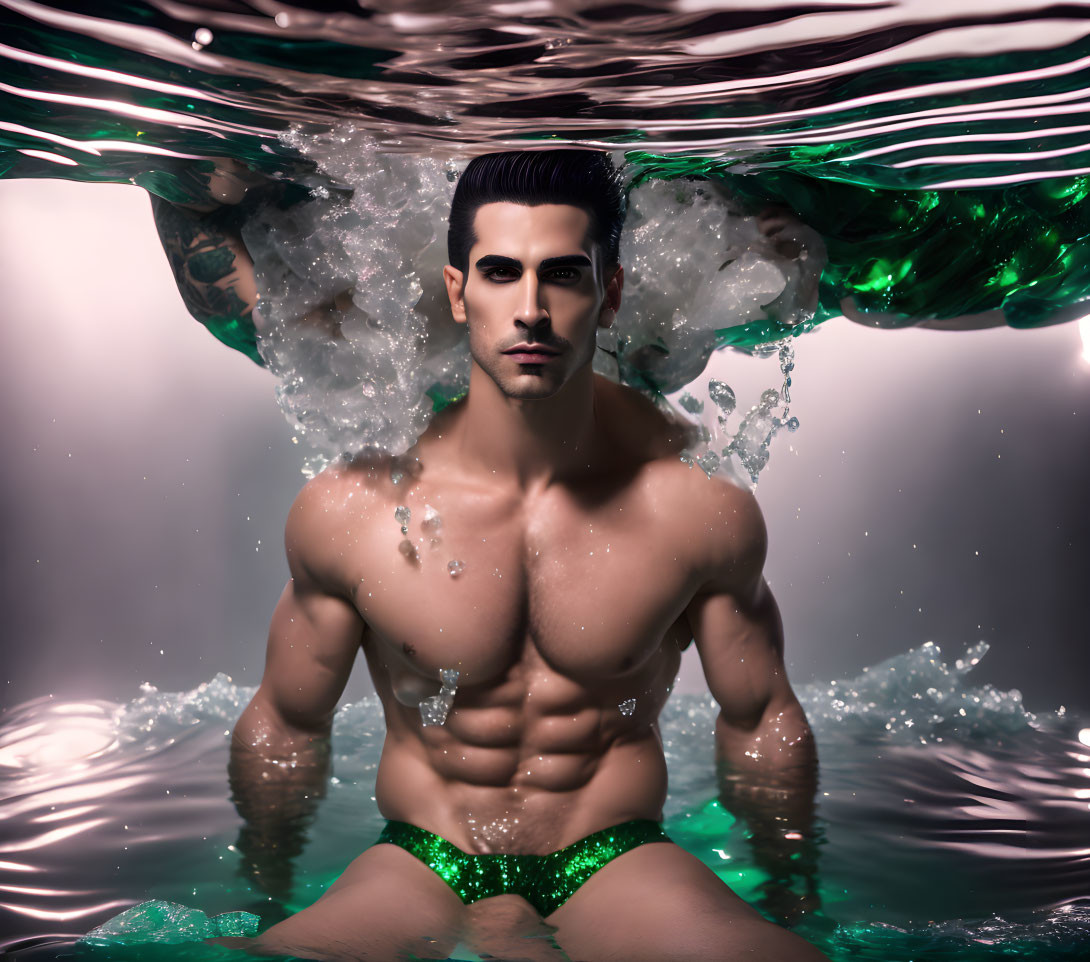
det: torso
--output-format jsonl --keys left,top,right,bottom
{"left": 312, "top": 377, "right": 730, "bottom": 854}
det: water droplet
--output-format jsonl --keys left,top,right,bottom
{"left": 696, "top": 451, "right": 720, "bottom": 477}
{"left": 678, "top": 392, "right": 704, "bottom": 414}
{"left": 422, "top": 504, "right": 442, "bottom": 532}
{"left": 394, "top": 505, "right": 411, "bottom": 532}
{"left": 618, "top": 698, "right": 637, "bottom": 717}
{"left": 448, "top": 559, "right": 465, "bottom": 577}
{"left": 708, "top": 380, "right": 736, "bottom": 415}
{"left": 420, "top": 668, "right": 459, "bottom": 726}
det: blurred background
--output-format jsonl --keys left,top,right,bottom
{"left": 1, "top": 177, "right": 1087, "bottom": 712}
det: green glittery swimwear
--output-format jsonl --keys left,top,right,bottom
{"left": 375, "top": 818, "right": 672, "bottom": 917}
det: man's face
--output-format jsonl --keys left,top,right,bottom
{"left": 443, "top": 202, "right": 622, "bottom": 400}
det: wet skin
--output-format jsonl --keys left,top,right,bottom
{"left": 221, "top": 202, "right": 828, "bottom": 961}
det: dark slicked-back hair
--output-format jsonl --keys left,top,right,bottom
{"left": 447, "top": 149, "right": 626, "bottom": 275}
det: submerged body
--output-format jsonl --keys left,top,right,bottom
{"left": 228, "top": 376, "right": 824, "bottom": 961}
{"left": 173, "top": 151, "right": 828, "bottom": 960}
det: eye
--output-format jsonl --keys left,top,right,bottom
{"left": 483, "top": 267, "right": 518, "bottom": 281}
{"left": 547, "top": 268, "right": 579, "bottom": 282}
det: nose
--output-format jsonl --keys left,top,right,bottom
{"left": 514, "top": 272, "right": 549, "bottom": 332}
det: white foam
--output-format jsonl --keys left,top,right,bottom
{"left": 243, "top": 127, "right": 825, "bottom": 477}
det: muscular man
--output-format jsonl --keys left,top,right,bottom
{"left": 158, "top": 149, "right": 829, "bottom": 961}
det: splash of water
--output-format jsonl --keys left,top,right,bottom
{"left": 3, "top": 1, "right": 1089, "bottom": 370}
{"left": 246, "top": 127, "right": 824, "bottom": 473}
{"left": 0, "top": 639, "right": 1072, "bottom": 961}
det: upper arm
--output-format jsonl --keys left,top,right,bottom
{"left": 254, "top": 475, "right": 365, "bottom": 733}
{"left": 684, "top": 482, "right": 799, "bottom": 732}
{"left": 150, "top": 195, "right": 259, "bottom": 333}
{"left": 150, "top": 194, "right": 349, "bottom": 344}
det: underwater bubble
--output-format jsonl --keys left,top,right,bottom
{"left": 678, "top": 392, "right": 704, "bottom": 414}
{"left": 735, "top": 405, "right": 774, "bottom": 442}
{"left": 785, "top": 416, "right": 800, "bottom": 432}
{"left": 419, "top": 694, "right": 451, "bottom": 727}
{"left": 731, "top": 408, "right": 775, "bottom": 483}
{"left": 191, "top": 28, "right": 213, "bottom": 51}
{"left": 448, "top": 559, "right": 465, "bottom": 577}
{"left": 394, "top": 505, "right": 411, "bottom": 529}
{"left": 619, "top": 698, "right": 637, "bottom": 717}
{"left": 247, "top": 128, "right": 468, "bottom": 465}
{"left": 708, "top": 379, "right": 737, "bottom": 414}
{"left": 696, "top": 451, "right": 721, "bottom": 477}
{"left": 778, "top": 342, "right": 795, "bottom": 372}
{"left": 246, "top": 137, "right": 822, "bottom": 469}
{"left": 422, "top": 504, "right": 442, "bottom": 531}
{"left": 398, "top": 538, "right": 417, "bottom": 562}
{"left": 419, "top": 668, "right": 459, "bottom": 727}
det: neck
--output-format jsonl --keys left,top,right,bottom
{"left": 453, "top": 362, "right": 602, "bottom": 491}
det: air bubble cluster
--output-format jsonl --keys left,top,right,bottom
{"left": 244, "top": 127, "right": 824, "bottom": 476}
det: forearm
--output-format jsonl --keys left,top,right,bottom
{"left": 228, "top": 697, "right": 333, "bottom": 893}
{"left": 715, "top": 702, "right": 820, "bottom": 887}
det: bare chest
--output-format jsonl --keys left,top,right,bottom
{"left": 347, "top": 480, "right": 695, "bottom": 696}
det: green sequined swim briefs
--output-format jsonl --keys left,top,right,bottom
{"left": 375, "top": 818, "right": 671, "bottom": 917}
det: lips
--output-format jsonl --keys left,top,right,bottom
{"left": 505, "top": 350, "right": 558, "bottom": 363}
{"left": 503, "top": 344, "right": 559, "bottom": 362}
{"left": 503, "top": 344, "right": 559, "bottom": 355}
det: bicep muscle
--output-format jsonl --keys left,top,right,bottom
{"left": 687, "top": 578, "right": 790, "bottom": 732}
{"left": 258, "top": 577, "right": 363, "bottom": 732}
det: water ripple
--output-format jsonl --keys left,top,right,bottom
{"left": 2, "top": 0, "right": 1090, "bottom": 185}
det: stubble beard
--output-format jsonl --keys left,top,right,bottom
{"left": 470, "top": 330, "right": 600, "bottom": 402}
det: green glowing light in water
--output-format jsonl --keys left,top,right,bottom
{"left": 626, "top": 154, "right": 1090, "bottom": 344}
{"left": 75, "top": 788, "right": 1087, "bottom": 962}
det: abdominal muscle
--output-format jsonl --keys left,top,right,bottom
{"left": 367, "top": 642, "right": 679, "bottom": 855}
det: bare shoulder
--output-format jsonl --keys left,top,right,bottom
{"left": 693, "top": 471, "right": 768, "bottom": 582}
{"left": 641, "top": 452, "right": 768, "bottom": 594}
{"left": 284, "top": 454, "right": 396, "bottom": 592}
{"left": 597, "top": 377, "right": 767, "bottom": 586}
{"left": 596, "top": 375, "right": 696, "bottom": 461}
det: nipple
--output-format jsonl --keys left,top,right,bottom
{"left": 419, "top": 668, "right": 460, "bottom": 727}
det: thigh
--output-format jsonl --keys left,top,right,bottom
{"left": 545, "top": 841, "right": 829, "bottom": 962}
{"left": 244, "top": 843, "right": 467, "bottom": 961}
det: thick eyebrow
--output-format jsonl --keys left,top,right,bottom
{"left": 474, "top": 254, "right": 593, "bottom": 271}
